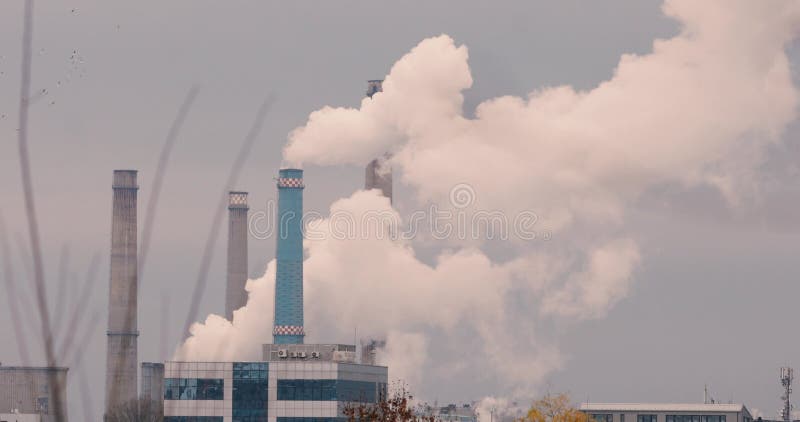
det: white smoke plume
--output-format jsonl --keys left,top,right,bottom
{"left": 178, "top": 0, "right": 800, "bottom": 403}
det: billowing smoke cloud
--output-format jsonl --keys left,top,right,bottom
{"left": 178, "top": 0, "right": 800, "bottom": 408}
{"left": 175, "top": 263, "right": 276, "bottom": 361}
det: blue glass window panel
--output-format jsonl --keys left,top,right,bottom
{"left": 276, "top": 380, "right": 377, "bottom": 402}
{"left": 232, "top": 363, "right": 268, "bottom": 422}
{"left": 163, "top": 379, "right": 223, "bottom": 400}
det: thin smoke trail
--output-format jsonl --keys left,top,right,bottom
{"left": 182, "top": 95, "right": 275, "bottom": 338}
{"left": 139, "top": 86, "right": 200, "bottom": 287}
{"left": 56, "top": 253, "right": 100, "bottom": 358}
{"left": 52, "top": 243, "right": 70, "bottom": 335}
{"left": 12, "top": 232, "right": 41, "bottom": 339}
{"left": 13, "top": 232, "right": 34, "bottom": 294}
{"left": 0, "top": 212, "right": 32, "bottom": 365}
{"left": 64, "top": 308, "right": 101, "bottom": 368}
{"left": 160, "top": 291, "right": 171, "bottom": 361}
{"left": 77, "top": 366, "right": 96, "bottom": 422}
{"left": 16, "top": 0, "right": 65, "bottom": 418}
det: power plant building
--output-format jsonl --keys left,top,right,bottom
{"left": 226, "top": 191, "right": 250, "bottom": 320}
{"left": 580, "top": 403, "right": 754, "bottom": 422}
{"left": 163, "top": 350, "right": 387, "bottom": 422}
{"left": 105, "top": 170, "right": 140, "bottom": 414}
{"left": 162, "top": 169, "right": 389, "bottom": 422}
{"left": 0, "top": 366, "right": 68, "bottom": 422}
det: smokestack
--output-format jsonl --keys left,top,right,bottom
{"left": 273, "top": 169, "right": 305, "bottom": 344}
{"left": 105, "top": 170, "right": 139, "bottom": 414}
{"left": 364, "top": 80, "right": 393, "bottom": 203}
{"left": 366, "top": 79, "right": 383, "bottom": 98}
{"left": 225, "top": 191, "right": 249, "bottom": 320}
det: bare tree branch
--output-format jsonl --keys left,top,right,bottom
{"left": 0, "top": 211, "right": 32, "bottom": 365}
{"left": 16, "top": 0, "right": 65, "bottom": 418}
{"left": 139, "top": 86, "right": 200, "bottom": 287}
{"left": 56, "top": 252, "right": 101, "bottom": 359}
{"left": 182, "top": 95, "right": 275, "bottom": 337}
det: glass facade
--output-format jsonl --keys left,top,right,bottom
{"left": 163, "top": 361, "right": 388, "bottom": 421}
{"left": 277, "top": 379, "right": 380, "bottom": 402}
{"left": 638, "top": 415, "right": 657, "bottom": 422}
{"left": 233, "top": 362, "right": 268, "bottom": 422}
{"left": 164, "top": 378, "right": 224, "bottom": 400}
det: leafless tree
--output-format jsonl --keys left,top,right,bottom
{"left": 104, "top": 397, "right": 163, "bottom": 422}
{"left": 343, "top": 384, "right": 437, "bottom": 422}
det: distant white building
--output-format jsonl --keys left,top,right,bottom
{"left": 580, "top": 403, "right": 754, "bottom": 422}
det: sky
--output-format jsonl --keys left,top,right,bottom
{"left": 1, "top": 1, "right": 800, "bottom": 420}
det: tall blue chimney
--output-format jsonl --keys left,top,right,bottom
{"left": 273, "top": 168, "right": 305, "bottom": 344}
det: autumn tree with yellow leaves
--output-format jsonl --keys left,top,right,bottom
{"left": 521, "top": 393, "right": 592, "bottom": 422}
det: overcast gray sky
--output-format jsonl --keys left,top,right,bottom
{"left": 1, "top": 1, "right": 799, "bottom": 420}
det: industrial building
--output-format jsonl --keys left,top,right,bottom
{"left": 141, "top": 361, "right": 165, "bottom": 421}
{"left": 163, "top": 348, "right": 387, "bottom": 421}
{"left": 226, "top": 191, "right": 250, "bottom": 320}
{"left": 359, "top": 339, "right": 385, "bottom": 367}
{"left": 420, "top": 403, "right": 478, "bottom": 422}
{"left": 163, "top": 169, "right": 389, "bottom": 422}
{"left": 0, "top": 366, "right": 68, "bottom": 422}
{"left": 105, "top": 169, "right": 140, "bottom": 415}
{"left": 580, "top": 403, "right": 754, "bottom": 422}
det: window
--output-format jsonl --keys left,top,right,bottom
{"left": 700, "top": 416, "right": 726, "bottom": 422}
{"left": 638, "top": 415, "right": 657, "bottom": 422}
{"left": 163, "top": 418, "right": 224, "bottom": 422}
{"left": 233, "top": 362, "right": 268, "bottom": 422}
{"left": 591, "top": 414, "right": 612, "bottom": 422}
{"left": 621, "top": 414, "right": 625, "bottom": 422}
{"left": 276, "top": 379, "right": 380, "bottom": 402}
{"left": 37, "top": 396, "right": 49, "bottom": 414}
{"left": 668, "top": 416, "right": 701, "bottom": 422}
{"left": 338, "top": 379, "right": 378, "bottom": 402}
{"left": 164, "top": 378, "right": 224, "bottom": 400}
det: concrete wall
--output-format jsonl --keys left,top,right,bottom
{"left": 0, "top": 413, "right": 41, "bottom": 422}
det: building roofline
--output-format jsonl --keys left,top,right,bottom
{"left": 0, "top": 366, "right": 68, "bottom": 371}
{"left": 580, "top": 403, "right": 750, "bottom": 413}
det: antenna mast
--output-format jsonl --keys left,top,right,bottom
{"left": 781, "top": 367, "right": 794, "bottom": 422}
